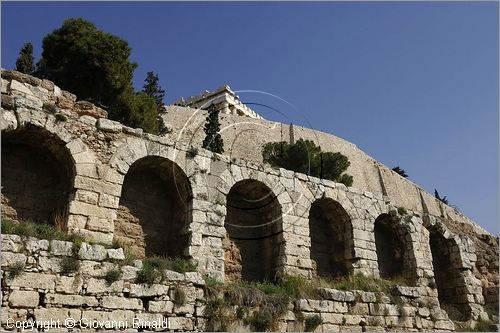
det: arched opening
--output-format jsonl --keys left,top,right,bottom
{"left": 374, "top": 214, "right": 405, "bottom": 279}
{"left": 223, "top": 179, "right": 283, "bottom": 282}
{"left": 429, "top": 229, "right": 470, "bottom": 321}
{"left": 1, "top": 125, "right": 75, "bottom": 227}
{"left": 309, "top": 198, "right": 352, "bottom": 278}
{"left": 114, "top": 156, "right": 192, "bottom": 258}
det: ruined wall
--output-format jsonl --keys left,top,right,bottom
{"left": 1, "top": 70, "right": 497, "bottom": 326}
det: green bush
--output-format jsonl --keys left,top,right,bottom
{"left": 173, "top": 287, "right": 187, "bottom": 305}
{"left": 136, "top": 256, "right": 197, "bottom": 285}
{"left": 262, "top": 139, "right": 353, "bottom": 186}
{"left": 1, "top": 218, "right": 84, "bottom": 243}
{"left": 397, "top": 207, "right": 408, "bottom": 215}
{"left": 104, "top": 269, "right": 122, "bottom": 284}
{"left": 304, "top": 315, "right": 323, "bottom": 332}
{"left": 42, "top": 102, "right": 57, "bottom": 113}
{"left": 60, "top": 256, "right": 80, "bottom": 274}
{"left": 247, "top": 309, "right": 274, "bottom": 331}
{"left": 55, "top": 113, "right": 67, "bottom": 122}
{"left": 7, "top": 261, "right": 25, "bottom": 279}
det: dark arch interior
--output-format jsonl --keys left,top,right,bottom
{"left": 374, "top": 214, "right": 405, "bottom": 279}
{"left": 429, "top": 229, "right": 470, "bottom": 321}
{"left": 114, "top": 156, "right": 192, "bottom": 258}
{"left": 309, "top": 198, "right": 352, "bottom": 278}
{"left": 224, "top": 179, "right": 283, "bottom": 282}
{"left": 1, "top": 125, "right": 75, "bottom": 227}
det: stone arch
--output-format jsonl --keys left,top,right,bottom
{"left": 308, "top": 198, "right": 353, "bottom": 277}
{"left": 374, "top": 213, "right": 411, "bottom": 280}
{"left": 223, "top": 179, "right": 284, "bottom": 282}
{"left": 114, "top": 155, "right": 193, "bottom": 258}
{"left": 1, "top": 124, "right": 75, "bottom": 227}
{"left": 427, "top": 224, "right": 473, "bottom": 321}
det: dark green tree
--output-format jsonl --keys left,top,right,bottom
{"left": 202, "top": 105, "right": 224, "bottom": 154}
{"left": 142, "top": 71, "right": 165, "bottom": 111}
{"left": 36, "top": 18, "right": 159, "bottom": 132}
{"left": 15, "top": 42, "right": 35, "bottom": 74}
{"left": 262, "top": 139, "right": 353, "bottom": 186}
{"left": 392, "top": 166, "right": 409, "bottom": 178}
{"left": 434, "top": 189, "right": 449, "bottom": 205}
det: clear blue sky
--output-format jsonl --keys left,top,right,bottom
{"left": 2, "top": 2, "right": 498, "bottom": 234}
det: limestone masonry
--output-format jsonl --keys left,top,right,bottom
{"left": 0, "top": 69, "right": 498, "bottom": 331}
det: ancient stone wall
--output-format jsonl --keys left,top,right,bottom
{"left": 1, "top": 69, "right": 497, "bottom": 326}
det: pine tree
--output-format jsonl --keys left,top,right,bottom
{"left": 434, "top": 189, "right": 449, "bottom": 205}
{"left": 15, "top": 42, "right": 35, "bottom": 74}
{"left": 392, "top": 166, "right": 409, "bottom": 178}
{"left": 202, "top": 105, "right": 224, "bottom": 154}
{"left": 142, "top": 71, "right": 165, "bottom": 111}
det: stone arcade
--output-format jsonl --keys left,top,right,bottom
{"left": 0, "top": 70, "right": 498, "bottom": 331}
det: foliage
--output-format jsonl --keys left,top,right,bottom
{"left": 142, "top": 71, "right": 165, "bottom": 111}
{"left": 397, "top": 207, "right": 408, "bottom": 215}
{"left": 136, "top": 256, "right": 197, "bottom": 285}
{"left": 392, "top": 166, "right": 409, "bottom": 178}
{"left": 37, "top": 18, "right": 135, "bottom": 108}
{"left": 35, "top": 18, "right": 158, "bottom": 133}
{"left": 1, "top": 218, "right": 84, "bottom": 243}
{"left": 60, "top": 256, "right": 80, "bottom": 274}
{"left": 104, "top": 269, "right": 122, "bottom": 284}
{"left": 15, "top": 42, "right": 35, "bottom": 74}
{"left": 304, "top": 315, "right": 323, "bottom": 332}
{"left": 8, "top": 262, "right": 25, "bottom": 279}
{"left": 434, "top": 189, "right": 449, "bottom": 205}
{"left": 262, "top": 139, "right": 353, "bottom": 186}
{"left": 186, "top": 147, "right": 198, "bottom": 159}
{"left": 55, "top": 113, "right": 67, "bottom": 122}
{"left": 455, "top": 319, "right": 497, "bottom": 332}
{"left": 42, "top": 102, "right": 57, "bottom": 113}
{"left": 202, "top": 105, "right": 224, "bottom": 154}
{"left": 173, "top": 287, "right": 187, "bottom": 305}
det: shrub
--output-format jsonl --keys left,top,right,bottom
{"left": 186, "top": 147, "right": 198, "bottom": 159}
{"left": 55, "top": 113, "right": 67, "bottom": 122}
{"left": 166, "top": 257, "right": 198, "bottom": 273}
{"left": 60, "top": 256, "right": 80, "bottom": 274}
{"left": 173, "top": 287, "right": 187, "bottom": 305}
{"left": 43, "top": 102, "right": 57, "bottom": 113}
{"left": 104, "top": 269, "right": 122, "bottom": 284}
{"left": 247, "top": 309, "right": 274, "bottom": 332}
{"left": 397, "top": 207, "right": 407, "bottom": 215}
{"left": 304, "top": 315, "right": 323, "bottom": 332}
{"left": 8, "top": 261, "right": 25, "bottom": 279}
{"left": 1, "top": 218, "right": 84, "bottom": 244}
{"left": 262, "top": 139, "right": 353, "bottom": 186}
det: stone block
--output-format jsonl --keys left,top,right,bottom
{"left": 25, "top": 237, "right": 50, "bottom": 253}
{"left": 38, "top": 256, "right": 63, "bottom": 273}
{"left": 1, "top": 252, "right": 27, "bottom": 267}
{"left": 46, "top": 293, "right": 98, "bottom": 307}
{"left": 85, "top": 277, "right": 123, "bottom": 294}
{"left": 107, "top": 248, "right": 125, "bottom": 260}
{"left": 121, "top": 265, "right": 139, "bottom": 280}
{"left": 101, "top": 296, "right": 142, "bottom": 310}
{"left": 50, "top": 240, "right": 73, "bottom": 256}
{"left": 78, "top": 242, "right": 107, "bottom": 261}
{"left": 149, "top": 300, "right": 174, "bottom": 313}
{"left": 8, "top": 290, "right": 39, "bottom": 308}
{"left": 56, "top": 276, "right": 83, "bottom": 294}
{"left": 97, "top": 118, "right": 122, "bottom": 133}
{"left": 321, "top": 313, "right": 343, "bottom": 324}
{"left": 1, "top": 109, "right": 17, "bottom": 131}
{"left": 130, "top": 283, "right": 169, "bottom": 297}
{"left": 6, "top": 272, "right": 56, "bottom": 290}
{"left": 168, "top": 317, "right": 194, "bottom": 331}
{"left": 1, "top": 234, "right": 22, "bottom": 252}
{"left": 34, "top": 308, "right": 82, "bottom": 323}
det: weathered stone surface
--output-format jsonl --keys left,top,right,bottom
{"left": 1, "top": 252, "right": 26, "bottom": 267}
{"left": 101, "top": 296, "right": 142, "bottom": 310}
{"left": 149, "top": 300, "right": 174, "bottom": 313}
{"left": 78, "top": 242, "right": 107, "bottom": 261}
{"left": 107, "top": 248, "right": 125, "bottom": 260}
{"left": 85, "top": 278, "right": 123, "bottom": 294}
{"left": 50, "top": 240, "right": 73, "bottom": 256}
{"left": 97, "top": 118, "right": 122, "bottom": 132}
{"left": 130, "top": 283, "right": 169, "bottom": 297}
{"left": 8, "top": 290, "right": 39, "bottom": 308}
{"left": 46, "top": 293, "right": 99, "bottom": 307}
{"left": 6, "top": 272, "right": 56, "bottom": 290}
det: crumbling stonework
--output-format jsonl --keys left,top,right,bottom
{"left": 1, "top": 69, "right": 498, "bottom": 330}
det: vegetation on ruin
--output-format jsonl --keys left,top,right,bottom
{"left": 7, "top": 261, "right": 25, "bottom": 279}
{"left": 392, "top": 166, "right": 409, "bottom": 178}
{"left": 60, "top": 256, "right": 80, "bottom": 274}
{"left": 15, "top": 42, "right": 35, "bottom": 74}
{"left": 203, "top": 273, "right": 411, "bottom": 331}
{"left": 304, "top": 314, "right": 323, "bottom": 332}
{"left": 434, "top": 189, "right": 449, "bottom": 205}
{"left": 202, "top": 105, "right": 225, "bottom": 154}
{"left": 104, "top": 268, "right": 122, "bottom": 284}
{"left": 136, "top": 256, "right": 197, "bottom": 285}
{"left": 1, "top": 218, "right": 85, "bottom": 244}
{"left": 29, "top": 18, "right": 160, "bottom": 133}
{"left": 262, "top": 139, "right": 353, "bottom": 186}
{"left": 455, "top": 319, "right": 497, "bottom": 332}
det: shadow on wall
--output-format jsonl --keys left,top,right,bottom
{"left": 1, "top": 125, "right": 75, "bottom": 228}
{"left": 114, "top": 156, "right": 192, "bottom": 259}
{"left": 223, "top": 179, "right": 284, "bottom": 282}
